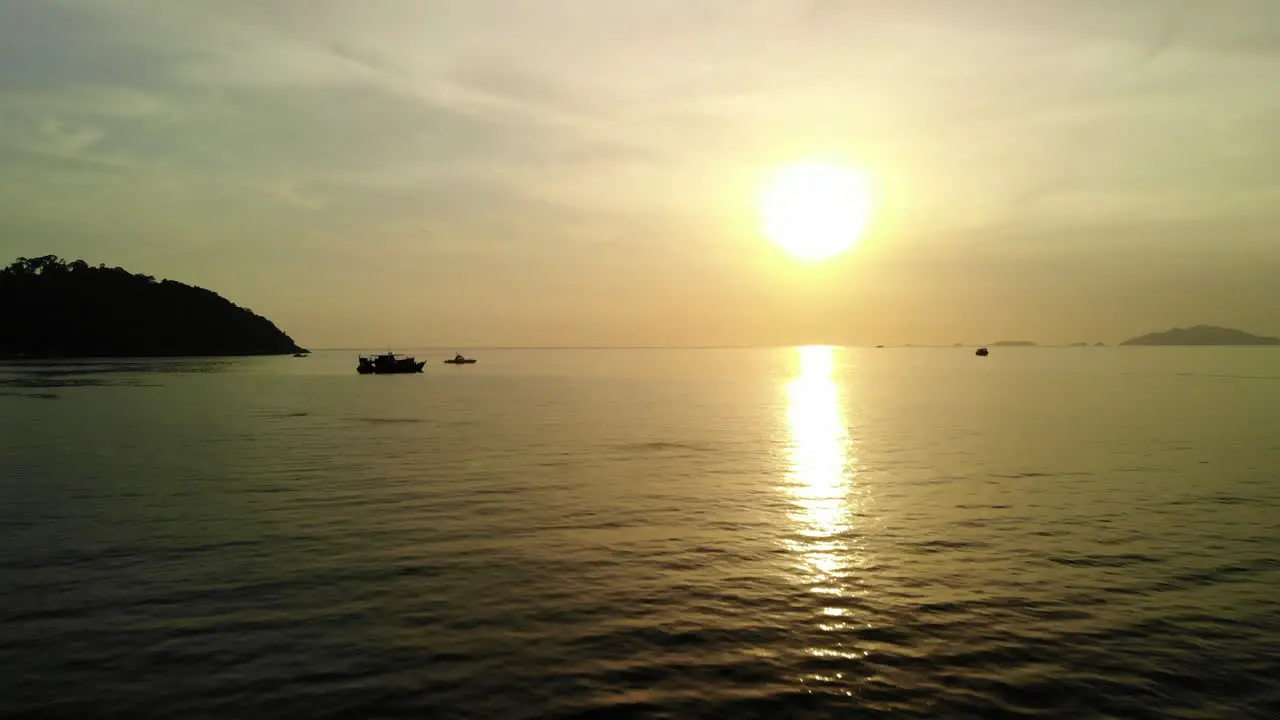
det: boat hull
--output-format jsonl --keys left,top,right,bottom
{"left": 358, "top": 361, "right": 424, "bottom": 374}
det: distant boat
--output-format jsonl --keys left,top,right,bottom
{"left": 975, "top": 347, "right": 989, "bottom": 357}
{"left": 357, "top": 352, "right": 425, "bottom": 374}
{"left": 442, "top": 353, "right": 476, "bottom": 365}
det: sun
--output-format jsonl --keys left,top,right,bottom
{"left": 760, "top": 162, "right": 873, "bottom": 261}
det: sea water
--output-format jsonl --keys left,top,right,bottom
{"left": 1, "top": 348, "right": 1277, "bottom": 718}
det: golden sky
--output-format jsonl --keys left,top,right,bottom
{"left": 2, "top": 0, "right": 1278, "bottom": 347}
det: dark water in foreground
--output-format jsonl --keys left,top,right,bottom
{"left": 2, "top": 348, "right": 1278, "bottom": 718}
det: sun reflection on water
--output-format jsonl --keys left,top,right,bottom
{"left": 785, "top": 345, "right": 857, "bottom": 571}
{"left": 782, "top": 346, "right": 865, "bottom": 667}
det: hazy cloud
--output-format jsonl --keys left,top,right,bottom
{"left": 1, "top": 0, "right": 1278, "bottom": 346}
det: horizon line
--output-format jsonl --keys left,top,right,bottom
{"left": 308, "top": 343, "right": 1124, "bottom": 351}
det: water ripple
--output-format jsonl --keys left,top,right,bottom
{"left": 2, "top": 348, "right": 1278, "bottom": 717}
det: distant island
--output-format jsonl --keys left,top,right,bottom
{"left": 0, "top": 255, "right": 305, "bottom": 358}
{"left": 991, "top": 340, "right": 1038, "bottom": 347}
{"left": 1121, "top": 325, "right": 1280, "bottom": 346}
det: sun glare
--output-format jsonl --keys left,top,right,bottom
{"left": 760, "top": 163, "right": 873, "bottom": 261}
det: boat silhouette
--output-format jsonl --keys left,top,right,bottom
{"left": 357, "top": 352, "right": 425, "bottom": 374}
{"left": 442, "top": 353, "right": 476, "bottom": 365}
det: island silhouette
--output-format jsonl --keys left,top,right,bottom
{"left": 1120, "top": 325, "right": 1280, "bottom": 346}
{"left": 1, "top": 255, "right": 305, "bottom": 358}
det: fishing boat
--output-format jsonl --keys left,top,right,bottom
{"left": 442, "top": 353, "right": 476, "bottom": 365}
{"left": 357, "top": 352, "right": 425, "bottom": 374}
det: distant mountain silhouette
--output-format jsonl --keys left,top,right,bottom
{"left": 1121, "top": 325, "right": 1280, "bottom": 346}
{"left": 0, "top": 255, "right": 305, "bottom": 358}
{"left": 991, "top": 340, "right": 1038, "bottom": 347}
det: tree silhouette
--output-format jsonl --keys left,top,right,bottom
{"left": 0, "top": 256, "right": 305, "bottom": 358}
